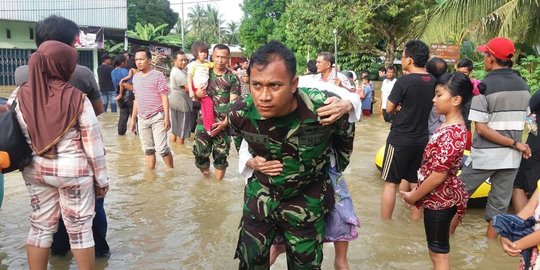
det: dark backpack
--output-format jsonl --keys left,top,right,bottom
{"left": 0, "top": 99, "right": 33, "bottom": 173}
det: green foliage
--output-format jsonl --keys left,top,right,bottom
{"left": 472, "top": 61, "right": 487, "bottom": 80}
{"left": 515, "top": 55, "right": 540, "bottom": 95}
{"left": 278, "top": 0, "right": 370, "bottom": 54}
{"left": 155, "top": 34, "right": 181, "bottom": 46}
{"left": 185, "top": 4, "right": 227, "bottom": 45}
{"left": 104, "top": 40, "right": 125, "bottom": 56}
{"left": 238, "top": 0, "right": 289, "bottom": 56}
{"left": 339, "top": 53, "right": 382, "bottom": 79}
{"left": 238, "top": 0, "right": 436, "bottom": 73}
{"left": 460, "top": 40, "right": 483, "bottom": 62}
{"left": 471, "top": 57, "right": 540, "bottom": 95}
{"left": 417, "top": 0, "right": 540, "bottom": 44}
{"left": 127, "top": 23, "right": 169, "bottom": 41}
{"left": 367, "top": 0, "right": 437, "bottom": 66}
{"left": 127, "top": 0, "right": 178, "bottom": 34}
{"left": 224, "top": 22, "right": 240, "bottom": 45}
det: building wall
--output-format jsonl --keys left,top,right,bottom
{"left": 0, "top": 0, "right": 127, "bottom": 30}
{"left": 0, "top": 1, "right": 127, "bottom": 85}
{"left": 0, "top": 20, "right": 98, "bottom": 85}
{"left": 0, "top": 20, "right": 36, "bottom": 49}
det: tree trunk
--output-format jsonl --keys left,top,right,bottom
{"left": 384, "top": 39, "right": 396, "bottom": 68}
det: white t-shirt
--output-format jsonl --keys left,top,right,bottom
{"left": 187, "top": 61, "right": 212, "bottom": 89}
{"left": 381, "top": 78, "right": 397, "bottom": 109}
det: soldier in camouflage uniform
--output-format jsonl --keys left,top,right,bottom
{"left": 229, "top": 41, "right": 355, "bottom": 269}
{"left": 193, "top": 44, "right": 240, "bottom": 180}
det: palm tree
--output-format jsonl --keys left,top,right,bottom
{"left": 187, "top": 4, "right": 208, "bottom": 42}
{"left": 205, "top": 5, "right": 225, "bottom": 43}
{"left": 224, "top": 21, "right": 240, "bottom": 45}
{"left": 185, "top": 4, "right": 226, "bottom": 44}
{"left": 416, "top": 0, "right": 540, "bottom": 44}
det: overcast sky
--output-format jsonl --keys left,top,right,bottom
{"left": 170, "top": 0, "right": 244, "bottom": 24}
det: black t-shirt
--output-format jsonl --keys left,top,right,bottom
{"left": 97, "top": 64, "right": 115, "bottom": 92}
{"left": 527, "top": 90, "right": 540, "bottom": 152}
{"left": 14, "top": 64, "right": 102, "bottom": 102}
{"left": 387, "top": 73, "right": 436, "bottom": 146}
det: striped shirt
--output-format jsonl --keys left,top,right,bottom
{"left": 133, "top": 69, "right": 169, "bottom": 119}
{"left": 468, "top": 68, "right": 530, "bottom": 170}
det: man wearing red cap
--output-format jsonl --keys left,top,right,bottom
{"left": 461, "top": 37, "right": 532, "bottom": 238}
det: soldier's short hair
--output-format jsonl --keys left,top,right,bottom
{"left": 213, "top": 43, "right": 230, "bottom": 54}
{"left": 248, "top": 41, "right": 296, "bottom": 80}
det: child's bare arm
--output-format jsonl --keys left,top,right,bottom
{"left": 120, "top": 69, "right": 135, "bottom": 83}
{"left": 400, "top": 171, "right": 447, "bottom": 205}
{"left": 115, "top": 83, "right": 124, "bottom": 100}
{"left": 187, "top": 73, "right": 194, "bottom": 98}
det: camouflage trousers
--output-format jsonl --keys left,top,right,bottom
{"left": 234, "top": 194, "right": 326, "bottom": 270}
{"left": 192, "top": 124, "right": 231, "bottom": 170}
{"left": 232, "top": 134, "right": 242, "bottom": 152}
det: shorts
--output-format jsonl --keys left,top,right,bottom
{"left": 22, "top": 166, "right": 95, "bottom": 249}
{"left": 513, "top": 154, "right": 540, "bottom": 196}
{"left": 137, "top": 112, "right": 171, "bottom": 156}
{"left": 460, "top": 162, "right": 518, "bottom": 221}
{"left": 424, "top": 206, "right": 457, "bottom": 254}
{"left": 381, "top": 142, "right": 425, "bottom": 184}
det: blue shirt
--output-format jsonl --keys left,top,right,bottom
{"left": 361, "top": 84, "right": 372, "bottom": 110}
{"left": 111, "top": 68, "right": 129, "bottom": 94}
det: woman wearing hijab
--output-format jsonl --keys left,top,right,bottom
{"left": 8, "top": 40, "right": 109, "bottom": 270}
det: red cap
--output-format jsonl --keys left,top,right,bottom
{"left": 477, "top": 37, "right": 515, "bottom": 60}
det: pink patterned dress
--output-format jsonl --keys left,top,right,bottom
{"left": 415, "top": 123, "right": 469, "bottom": 221}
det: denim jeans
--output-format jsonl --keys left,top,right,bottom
{"left": 101, "top": 91, "right": 117, "bottom": 112}
{"left": 492, "top": 214, "right": 535, "bottom": 269}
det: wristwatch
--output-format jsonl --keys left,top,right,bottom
{"left": 511, "top": 140, "right": 518, "bottom": 149}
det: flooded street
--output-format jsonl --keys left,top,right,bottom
{"left": 0, "top": 92, "right": 520, "bottom": 269}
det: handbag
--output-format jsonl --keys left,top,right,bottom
{"left": 0, "top": 99, "right": 33, "bottom": 173}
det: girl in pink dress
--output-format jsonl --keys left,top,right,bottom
{"left": 187, "top": 41, "right": 215, "bottom": 133}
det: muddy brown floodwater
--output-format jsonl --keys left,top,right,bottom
{"left": 0, "top": 86, "right": 520, "bottom": 269}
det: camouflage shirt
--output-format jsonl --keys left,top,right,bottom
{"left": 228, "top": 87, "right": 355, "bottom": 220}
{"left": 198, "top": 69, "right": 240, "bottom": 123}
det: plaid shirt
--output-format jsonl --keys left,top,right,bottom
{"left": 313, "top": 68, "right": 354, "bottom": 92}
{"left": 9, "top": 89, "right": 108, "bottom": 187}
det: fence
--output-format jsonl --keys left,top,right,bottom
{"left": 0, "top": 49, "right": 94, "bottom": 86}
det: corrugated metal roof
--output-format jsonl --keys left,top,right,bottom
{"left": 0, "top": 0, "right": 127, "bottom": 29}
